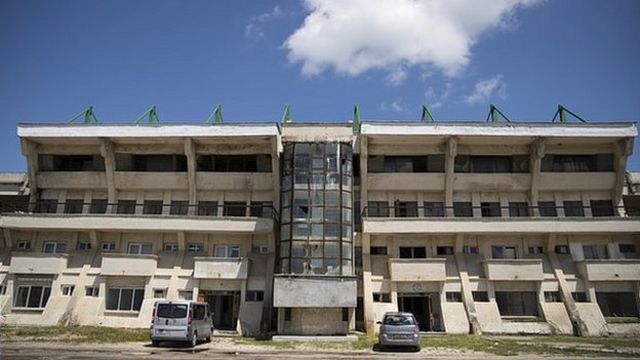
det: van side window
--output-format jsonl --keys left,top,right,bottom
{"left": 194, "top": 304, "right": 206, "bottom": 320}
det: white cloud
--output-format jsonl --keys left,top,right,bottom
{"left": 284, "top": 0, "right": 540, "bottom": 82}
{"left": 380, "top": 98, "right": 410, "bottom": 113}
{"left": 464, "top": 75, "right": 507, "bottom": 105}
{"left": 425, "top": 82, "right": 453, "bottom": 109}
{"left": 245, "top": 6, "right": 284, "bottom": 39}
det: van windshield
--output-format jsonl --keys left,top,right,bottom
{"left": 157, "top": 304, "right": 188, "bottom": 318}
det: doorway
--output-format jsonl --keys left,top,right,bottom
{"left": 200, "top": 291, "right": 240, "bottom": 330}
{"left": 397, "top": 293, "right": 442, "bottom": 331}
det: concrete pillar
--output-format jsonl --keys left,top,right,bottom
{"left": 362, "top": 234, "right": 375, "bottom": 335}
{"left": 20, "top": 139, "right": 38, "bottom": 205}
{"left": 454, "top": 234, "right": 482, "bottom": 334}
{"left": 260, "top": 233, "right": 276, "bottom": 334}
{"left": 100, "top": 139, "right": 117, "bottom": 214}
{"left": 613, "top": 138, "right": 633, "bottom": 216}
{"left": 271, "top": 135, "right": 281, "bottom": 211}
{"left": 3, "top": 229, "right": 13, "bottom": 249}
{"left": 184, "top": 138, "right": 197, "bottom": 215}
{"left": 444, "top": 137, "right": 458, "bottom": 217}
{"left": 529, "top": 138, "right": 545, "bottom": 217}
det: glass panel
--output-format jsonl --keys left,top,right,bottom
{"left": 325, "top": 242, "right": 339, "bottom": 257}
{"left": 15, "top": 287, "right": 29, "bottom": 307}
{"left": 342, "top": 260, "right": 352, "bottom": 275}
{"left": 291, "top": 259, "right": 305, "bottom": 274}
{"left": 309, "top": 241, "right": 323, "bottom": 257}
{"left": 326, "top": 259, "right": 340, "bottom": 274}
{"left": 342, "top": 243, "right": 352, "bottom": 259}
{"left": 310, "top": 207, "right": 323, "bottom": 222}
{"left": 292, "top": 224, "right": 309, "bottom": 239}
{"left": 119, "top": 289, "right": 133, "bottom": 311}
{"left": 291, "top": 241, "right": 306, "bottom": 257}
{"left": 41, "top": 287, "right": 51, "bottom": 307}
{"left": 106, "top": 289, "right": 119, "bottom": 310}
{"left": 133, "top": 289, "right": 144, "bottom": 311}
{"left": 280, "top": 242, "right": 290, "bottom": 258}
{"left": 310, "top": 224, "right": 324, "bottom": 239}
{"left": 310, "top": 258, "right": 324, "bottom": 274}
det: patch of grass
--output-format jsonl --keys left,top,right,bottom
{"left": 540, "top": 335, "right": 640, "bottom": 349}
{"left": 0, "top": 325, "right": 148, "bottom": 343}
{"left": 233, "top": 334, "right": 377, "bottom": 351}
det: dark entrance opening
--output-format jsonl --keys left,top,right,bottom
{"left": 397, "top": 293, "right": 442, "bottom": 331}
{"left": 200, "top": 291, "right": 240, "bottom": 330}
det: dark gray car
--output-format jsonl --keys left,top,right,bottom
{"left": 377, "top": 312, "right": 421, "bottom": 351}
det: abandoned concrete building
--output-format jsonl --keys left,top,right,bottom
{"left": 0, "top": 119, "right": 639, "bottom": 336}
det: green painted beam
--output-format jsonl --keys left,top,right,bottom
{"left": 281, "top": 104, "right": 291, "bottom": 123}
{"left": 67, "top": 106, "right": 98, "bottom": 124}
{"left": 133, "top": 105, "right": 159, "bottom": 124}
{"left": 421, "top": 104, "right": 434, "bottom": 122}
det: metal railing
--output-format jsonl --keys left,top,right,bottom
{"left": 2, "top": 201, "right": 279, "bottom": 222}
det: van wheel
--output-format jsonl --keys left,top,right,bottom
{"left": 151, "top": 340, "right": 159, "bottom": 347}
{"left": 189, "top": 332, "right": 198, "bottom": 348}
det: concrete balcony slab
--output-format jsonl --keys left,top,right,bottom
{"left": 388, "top": 258, "right": 447, "bottom": 282}
{"left": 9, "top": 252, "right": 68, "bottom": 274}
{"left": 101, "top": 254, "right": 157, "bottom": 276}
{"left": 483, "top": 259, "right": 544, "bottom": 281}
{"left": 576, "top": 259, "right": 640, "bottom": 281}
{"left": 194, "top": 257, "right": 249, "bottom": 279}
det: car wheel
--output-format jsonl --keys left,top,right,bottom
{"left": 151, "top": 340, "right": 159, "bottom": 347}
{"left": 189, "top": 332, "right": 198, "bottom": 348}
{"left": 414, "top": 345, "right": 421, "bottom": 352}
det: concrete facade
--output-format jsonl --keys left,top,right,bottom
{"left": 0, "top": 121, "right": 638, "bottom": 337}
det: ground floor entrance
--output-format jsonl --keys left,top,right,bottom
{"left": 199, "top": 290, "right": 240, "bottom": 330}
{"left": 397, "top": 292, "right": 442, "bottom": 331}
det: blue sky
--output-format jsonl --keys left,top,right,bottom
{"left": 1, "top": 0, "right": 639, "bottom": 171}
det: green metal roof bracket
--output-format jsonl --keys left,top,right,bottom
{"left": 486, "top": 104, "right": 511, "bottom": 123}
{"left": 67, "top": 106, "right": 98, "bottom": 124}
{"left": 552, "top": 104, "right": 586, "bottom": 123}
{"left": 353, "top": 103, "right": 361, "bottom": 133}
{"left": 421, "top": 104, "right": 434, "bottom": 122}
{"left": 207, "top": 105, "right": 223, "bottom": 123}
{"left": 133, "top": 105, "right": 159, "bottom": 124}
{"left": 281, "top": 104, "right": 291, "bottom": 123}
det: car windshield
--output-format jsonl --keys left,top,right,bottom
{"left": 156, "top": 304, "right": 188, "bottom": 319}
{"left": 383, "top": 315, "right": 416, "bottom": 325}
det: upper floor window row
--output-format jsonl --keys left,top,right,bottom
{"left": 116, "top": 154, "right": 187, "bottom": 172}
{"left": 368, "top": 155, "right": 444, "bottom": 173}
{"left": 197, "top": 154, "right": 272, "bottom": 172}
{"left": 541, "top": 154, "right": 613, "bottom": 172}
{"left": 455, "top": 155, "right": 529, "bottom": 173}
{"left": 39, "top": 155, "right": 105, "bottom": 172}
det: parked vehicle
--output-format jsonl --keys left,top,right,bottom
{"left": 150, "top": 300, "right": 214, "bottom": 347}
{"left": 377, "top": 312, "right": 421, "bottom": 351}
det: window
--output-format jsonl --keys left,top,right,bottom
{"left": 153, "top": 288, "right": 166, "bottom": 299}
{"left": 538, "top": 201, "right": 558, "bottom": 217}
{"left": 583, "top": 245, "right": 608, "bottom": 260}
{"left": 284, "top": 308, "right": 292, "bottom": 321}
{"left": 0, "top": 284, "right": 6, "bottom": 295}
{"left": 245, "top": 291, "right": 264, "bottom": 302}
{"left": 367, "top": 201, "right": 389, "bottom": 217}
{"left": 473, "top": 291, "right": 489, "bottom": 302}
{"left": 596, "top": 292, "right": 639, "bottom": 317}
{"left": 371, "top": 246, "right": 388, "bottom": 255}
{"left": 395, "top": 201, "right": 418, "bottom": 217}
{"left": 368, "top": 155, "right": 445, "bottom": 173}
{"left": 43, "top": 241, "right": 66, "bottom": 254}
{"left": 106, "top": 288, "right": 144, "bottom": 311}
{"left": 590, "top": 200, "right": 614, "bottom": 217}
{"left": 14, "top": 285, "right": 51, "bottom": 308}
{"left": 77, "top": 242, "right": 91, "bottom": 250}
{"left": 117, "top": 200, "right": 136, "bottom": 214}
{"left": 495, "top": 292, "right": 538, "bottom": 316}
{"left": 342, "top": 308, "right": 349, "bottom": 321}
{"left": 509, "top": 202, "right": 530, "bottom": 217}
{"left": 224, "top": 201, "right": 246, "bottom": 217}
{"left": 399, "top": 247, "right": 426, "bottom": 259}
{"left": 453, "top": 202, "right": 473, "bottom": 217}
{"left": 64, "top": 199, "right": 84, "bottom": 214}
{"left": 446, "top": 292, "right": 462, "bottom": 302}
{"left": 214, "top": 245, "right": 240, "bottom": 258}
{"left": 563, "top": 201, "right": 585, "bottom": 217}
{"left": 619, "top": 244, "right": 637, "bottom": 253}
{"left": 573, "top": 292, "right": 588, "bottom": 302}
{"left": 36, "top": 199, "right": 58, "bottom": 213}
{"left": 61, "top": 285, "right": 75, "bottom": 296}
{"left": 197, "top": 201, "right": 218, "bottom": 216}
{"left": 89, "top": 199, "right": 107, "bottom": 214}
{"left": 169, "top": 201, "right": 189, "bottom": 215}
{"left": 481, "top": 202, "right": 501, "bottom": 217}
{"left": 187, "top": 243, "right": 203, "bottom": 253}
{"left": 437, "top": 246, "right": 454, "bottom": 255}
{"left": 251, "top": 245, "right": 269, "bottom": 254}
{"left": 528, "top": 246, "right": 544, "bottom": 255}
{"left": 463, "top": 246, "right": 479, "bottom": 254}
{"left": 555, "top": 245, "right": 570, "bottom": 255}
{"left": 178, "top": 290, "right": 193, "bottom": 301}
{"left": 250, "top": 201, "right": 273, "bottom": 218}
{"left": 16, "top": 241, "right": 31, "bottom": 250}
{"left": 492, "top": 246, "right": 517, "bottom": 259}
{"left": 544, "top": 291, "right": 562, "bottom": 302}
{"left": 424, "top": 202, "right": 444, "bottom": 217}
{"left": 196, "top": 154, "right": 272, "bottom": 172}
{"left": 163, "top": 243, "right": 178, "bottom": 252}
{"left": 127, "top": 243, "right": 152, "bottom": 255}
{"left": 102, "top": 242, "right": 116, "bottom": 251}
{"left": 373, "top": 293, "right": 391, "bottom": 303}
{"left": 85, "top": 287, "right": 99, "bottom": 297}
{"left": 541, "top": 154, "right": 613, "bottom": 172}
{"left": 38, "top": 154, "right": 105, "bottom": 171}
{"left": 143, "top": 200, "right": 163, "bottom": 215}
{"left": 455, "top": 155, "right": 529, "bottom": 173}
{"left": 115, "top": 154, "right": 187, "bottom": 172}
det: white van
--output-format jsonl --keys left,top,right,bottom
{"left": 150, "top": 300, "right": 214, "bottom": 347}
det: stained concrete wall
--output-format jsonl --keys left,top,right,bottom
{"left": 282, "top": 308, "right": 348, "bottom": 335}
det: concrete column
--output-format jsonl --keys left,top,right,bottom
{"left": 192, "top": 279, "right": 200, "bottom": 302}
{"left": 20, "top": 139, "right": 38, "bottom": 205}
{"left": 529, "top": 138, "right": 545, "bottom": 217}
{"left": 184, "top": 138, "right": 197, "bottom": 215}
{"left": 271, "top": 135, "right": 281, "bottom": 211}
{"left": 454, "top": 234, "right": 482, "bottom": 334}
{"left": 613, "top": 138, "right": 633, "bottom": 216}
{"left": 89, "top": 230, "right": 98, "bottom": 250}
{"left": 260, "top": 233, "right": 277, "bottom": 334}
{"left": 3, "top": 229, "right": 13, "bottom": 249}
{"left": 82, "top": 190, "right": 92, "bottom": 214}
{"left": 444, "top": 137, "right": 458, "bottom": 217}
{"left": 177, "top": 231, "right": 186, "bottom": 251}
{"left": 471, "top": 192, "right": 481, "bottom": 218}
{"left": 100, "top": 139, "right": 117, "bottom": 214}
{"left": 362, "top": 234, "right": 375, "bottom": 335}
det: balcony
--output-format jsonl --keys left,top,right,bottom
{"left": 193, "top": 257, "right": 249, "bottom": 279}
{"left": 388, "top": 258, "right": 447, "bottom": 282}
{"left": 115, "top": 172, "right": 188, "bottom": 190}
{"left": 576, "top": 259, "right": 640, "bottom": 281}
{"left": 8, "top": 252, "right": 68, "bottom": 274}
{"left": 273, "top": 275, "right": 357, "bottom": 307}
{"left": 37, "top": 171, "right": 107, "bottom": 189}
{"left": 101, "top": 254, "right": 157, "bottom": 276}
{"left": 483, "top": 259, "right": 544, "bottom": 281}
